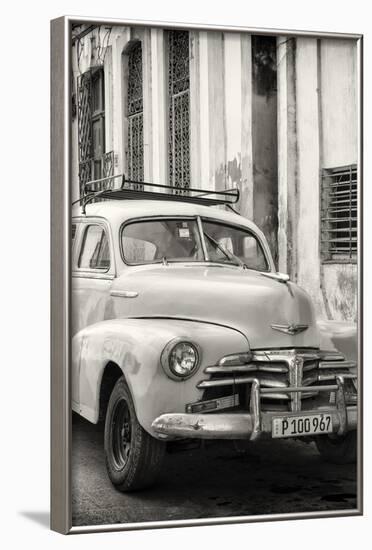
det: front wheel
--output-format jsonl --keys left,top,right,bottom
{"left": 315, "top": 430, "right": 357, "bottom": 464}
{"left": 104, "top": 376, "right": 165, "bottom": 491}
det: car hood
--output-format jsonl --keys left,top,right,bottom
{"left": 110, "top": 264, "right": 320, "bottom": 350}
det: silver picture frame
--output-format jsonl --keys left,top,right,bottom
{"left": 51, "top": 15, "right": 363, "bottom": 534}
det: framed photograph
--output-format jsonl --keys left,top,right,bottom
{"left": 51, "top": 15, "right": 363, "bottom": 534}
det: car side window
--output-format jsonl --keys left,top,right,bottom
{"left": 78, "top": 224, "right": 110, "bottom": 271}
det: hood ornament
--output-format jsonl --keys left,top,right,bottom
{"left": 271, "top": 323, "right": 309, "bottom": 335}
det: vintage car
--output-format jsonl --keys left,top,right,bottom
{"left": 71, "top": 178, "right": 358, "bottom": 492}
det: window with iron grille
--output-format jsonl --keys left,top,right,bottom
{"left": 167, "top": 30, "right": 190, "bottom": 190}
{"left": 321, "top": 164, "right": 357, "bottom": 262}
{"left": 77, "top": 67, "right": 114, "bottom": 195}
{"left": 126, "top": 42, "right": 144, "bottom": 188}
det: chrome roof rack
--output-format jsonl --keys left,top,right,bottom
{"left": 73, "top": 174, "right": 240, "bottom": 214}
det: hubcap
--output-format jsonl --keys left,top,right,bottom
{"left": 111, "top": 398, "right": 132, "bottom": 469}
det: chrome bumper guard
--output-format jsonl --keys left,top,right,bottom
{"left": 151, "top": 375, "right": 357, "bottom": 440}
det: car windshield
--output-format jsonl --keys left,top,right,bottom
{"left": 121, "top": 217, "right": 269, "bottom": 271}
{"left": 202, "top": 220, "right": 268, "bottom": 271}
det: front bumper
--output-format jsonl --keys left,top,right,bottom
{"left": 152, "top": 376, "right": 357, "bottom": 440}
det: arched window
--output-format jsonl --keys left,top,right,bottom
{"left": 167, "top": 30, "right": 190, "bottom": 190}
{"left": 127, "top": 41, "right": 144, "bottom": 184}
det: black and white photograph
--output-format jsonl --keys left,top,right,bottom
{"left": 55, "top": 16, "right": 361, "bottom": 531}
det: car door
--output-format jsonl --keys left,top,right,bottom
{"left": 72, "top": 217, "right": 115, "bottom": 337}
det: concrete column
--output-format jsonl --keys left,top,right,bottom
{"left": 277, "top": 36, "right": 298, "bottom": 279}
{"left": 198, "top": 31, "right": 211, "bottom": 189}
{"left": 150, "top": 28, "right": 167, "bottom": 184}
{"left": 103, "top": 46, "right": 114, "bottom": 155}
{"left": 240, "top": 34, "right": 254, "bottom": 220}
{"left": 111, "top": 27, "right": 131, "bottom": 176}
{"left": 251, "top": 36, "right": 278, "bottom": 265}
{"left": 189, "top": 31, "right": 201, "bottom": 188}
{"left": 295, "top": 38, "right": 327, "bottom": 317}
{"left": 224, "top": 32, "right": 242, "bottom": 190}
{"left": 208, "top": 32, "right": 226, "bottom": 191}
{"left": 142, "top": 28, "right": 153, "bottom": 181}
{"left": 277, "top": 36, "right": 328, "bottom": 318}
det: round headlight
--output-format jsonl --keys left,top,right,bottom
{"left": 161, "top": 339, "right": 200, "bottom": 380}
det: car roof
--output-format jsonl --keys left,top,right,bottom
{"left": 72, "top": 199, "right": 260, "bottom": 233}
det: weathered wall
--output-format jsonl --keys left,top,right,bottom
{"left": 277, "top": 36, "right": 358, "bottom": 322}
{"left": 321, "top": 40, "right": 357, "bottom": 169}
{"left": 320, "top": 39, "right": 358, "bottom": 322}
{"left": 71, "top": 26, "right": 358, "bottom": 323}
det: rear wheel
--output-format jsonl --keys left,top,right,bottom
{"left": 104, "top": 376, "right": 165, "bottom": 491}
{"left": 315, "top": 430, "right": 357, "bottom": 464}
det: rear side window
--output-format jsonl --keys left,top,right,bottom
{"left": 79, "top": 225, "right": 110, "bottom": 270}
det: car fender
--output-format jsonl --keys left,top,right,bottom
{"left": 72, "top": 317, "right": 249, "bottom": 437}
{"left": 317, "top": 319, "right": 357, "bottom": 365}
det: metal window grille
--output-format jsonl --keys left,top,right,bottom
{"left": 127, "top": 42, "right": 144, "bottom": 188}
{"left": 321, "top": 164, "right": 357, "bottom": 262}
{"left": 77, "top": 67, "right": 114, "bottom": 196}
{"left": 167, "top": 30, "right": 190, "bottom": 191}
{"left": 78, "top": 72, "right": 93, "bottom": 192}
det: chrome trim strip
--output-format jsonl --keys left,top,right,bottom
{"left": 319, "top": 352, "right": 345, "bottom": 361}
{"left": 319, "top": 360, "right": 356, "bottom": 369}
{"left": 72, "top": 272, "right": 115, "bottom": 280}
{"left": 218, "top": 352, "right": 253, "bottom": 366}
{"left": 205, "top": 363, "right": 288, "bottom": 374}
{"left": 198, "top": 376, "right": 290, "bottom": 389}
{"left": 205, "top": 365, "right": 258, "bottom": 374}
{"left": 186, "top": 393, "right": 239, "bottom": 414}
{"left": 318, "top": 372, "right": 357, "bottom": 381}
{"left": 288, "top": 354, "right": 303, "bottom": 411}
{"left": 250, "top": 379, "right": 261, "bottom": 440}
{"left": 197, "top": 376, "right": 256, "bottom": 388}
{"left": 260, "top": 384, "right": 338, "bottom": 394}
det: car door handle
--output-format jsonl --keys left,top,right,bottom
{"left": 110, "top": 290, "right": 139, "bottom": 298}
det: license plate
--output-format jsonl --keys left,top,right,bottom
{"left": 272, "top": 413, "right": 333, "bottom": 439}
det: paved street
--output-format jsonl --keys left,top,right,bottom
{"left": 71, "top": 413, "right": 357, "bottom": 527}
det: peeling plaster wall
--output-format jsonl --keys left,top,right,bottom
{"left": 278, "top": 36, "right": 358, "bottom": 322}
{"left": 322, "top": 264, "right": 357, "bottom": 321}
{"left": 320, "top": 39, "right": 358, "bottom": 321}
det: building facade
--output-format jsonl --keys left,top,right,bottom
{"left": 71, "top": 25, "right": 358, "bottom": 322}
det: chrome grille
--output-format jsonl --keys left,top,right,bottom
{"left": 198, "top": 349, "right": 356, "bottom": 412}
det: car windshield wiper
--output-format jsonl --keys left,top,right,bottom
{"left": 203, "top": 232, "right": 247, "bottom": 268}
